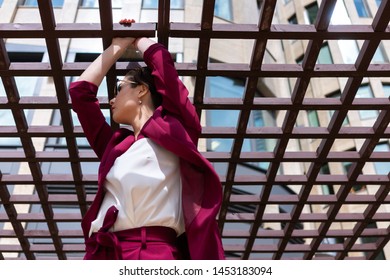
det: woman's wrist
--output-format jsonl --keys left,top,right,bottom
{"left": 112, "top": 38, "right": 135, "bottom": 50}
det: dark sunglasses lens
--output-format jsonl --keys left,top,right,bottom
{"left": 115, "top": 82, "right": 122, "bottom": 94}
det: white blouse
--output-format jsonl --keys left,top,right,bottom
{"left": 89, "top": 137, "right": 184, "bottom": 237}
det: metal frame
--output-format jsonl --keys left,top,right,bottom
{"left": 0, "top": 0, "right": 390, "bottom": 259}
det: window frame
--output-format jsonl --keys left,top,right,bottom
{"left": 353, "top": 0, "right": 371, "bottom": 18}
{"left": 214, "top": 0, "right": 233, "bottom": 21}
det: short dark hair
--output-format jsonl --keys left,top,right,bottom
{"left": 124, "top": 67, "right": 162, "bottom": 109}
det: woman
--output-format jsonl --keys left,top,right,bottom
{"left": 69, "top": 28, "right": 225, "bottom": 260}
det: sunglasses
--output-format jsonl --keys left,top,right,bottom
{"left": 114, "top": 79, "right": 138, "bottom": 96}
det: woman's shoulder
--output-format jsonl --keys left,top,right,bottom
{"left": 69, "top": 80, "right": 98, "bottom": 93}
{"left": 113, "top": 127, "right": 133, "bottom": 139}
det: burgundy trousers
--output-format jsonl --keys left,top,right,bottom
{"left": 83, "top": 206, "right": 180, "bottom": 260}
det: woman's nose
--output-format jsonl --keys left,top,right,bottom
{"left": 109, "top": 98, "right": 115, "bottom": 106}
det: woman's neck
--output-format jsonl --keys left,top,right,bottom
{"left": 131, "top": 106, "right": 154, "bottom": 140}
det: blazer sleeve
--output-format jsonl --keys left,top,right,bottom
{"left": 143, "top": 43, "right": 201, "bottom": 142}
{"left": 69, "top": 80, "right": 113, "bottom": 159}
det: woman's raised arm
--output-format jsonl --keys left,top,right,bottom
{"left": 69, "top": 37, "right": 136, "bottom": 159}
{"left": 78, "top": 37, "right": 136, "bottom": 86}
{"left": 134, "top": 37, "right": 202, "bottom": 143}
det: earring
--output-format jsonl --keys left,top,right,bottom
{"left": 138, "top": 99, "right": 142, "bottom": 105}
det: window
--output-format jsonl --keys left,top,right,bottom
{"left": 354, "top": 0, "right": 371, "bottom": 17}
{"left": 206, "top": 76, "right": 275, "bottom": 170}
{"left": 142, "top": 0, "right": 184, "bottom": 9}
{"left": 23, "top": 0, "right": 64, "bottom": 7}
{"left": 372, "top": 43, "right": 388, "bottom": 63}
{"left": 288, "top": 15, "right": 298, "bottom": 24}
{"left": 342, "top": 152, "right": 366, "bottom": 193}
{"left": 326, "top": 90, "right": 349, "bottom": 126}
{"left": 382, "top": 83, "right": 390, "bottom": 97}
{"left": 320, "top": 164, "right": 335, "bottom": 195}
{"left": 296, "top": 44, "right": 333, "bottom": 64}
{"left": 307, "top": 110, "right": 319, "bottom": 127}
{"left": 355, "top": 84, "right": 378, "bottom": 120}
{"left": 373, "top": 143, "right": 390, "bottom": 175}
{"left": 304, "top": 2, "right": 318, "bottom": 24}
{"left": 206, "top": 77, "right": 243, "bottom": 152}
{"left": 81, "top": 0, "right": 122, "bottom": 8}
{"left": 81, "top": 0, "right": 96, "bottom": 7}
{"left": 142, "top": 0, "right": 232, "bottom": 21}
{"left": 331, "top": 2, "right": 360, "bottom": 63}
{"left": 0, "top": 0, "right": 3, "bottom": 6}
{"left": 215, "top": 0, "right": 233, "bottom": 21}
{"left": 376, "top": 0, "right": 382, "bottom": 7}
{"left": 317, "top": 43, "right": 333, "bottom": 64}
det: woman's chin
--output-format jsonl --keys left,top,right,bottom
{"left": 112, "top": 116, "right": 128, "bottom": 126}
{"left": 112, "top": 115, "right": 120, "bottom": 124}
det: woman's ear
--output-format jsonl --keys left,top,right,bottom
{"left": 138, "top": 84, "right": 149, "bottom": 98}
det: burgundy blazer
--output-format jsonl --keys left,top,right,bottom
{"left": 69, "top": 43, "right": 225, "bottom": 260}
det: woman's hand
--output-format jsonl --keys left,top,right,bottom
{"left": 115, "top": 19, "right": 138, "bottom": 48}
{"left": 77, "top": 19, "right": 141, "bottom": 85}
{"left": 119, "top": 18, "right": 135, "bottom": 26}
